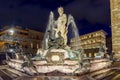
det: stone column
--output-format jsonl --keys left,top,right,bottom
{"left": 110, "top": 0, "right": 120, "bottom": 59}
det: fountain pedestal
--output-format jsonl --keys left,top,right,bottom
{"left": 7, "top": 59, "right": 79, "bottom": 74}
{"left": 7, "top": 58, "right": 111, "bottom": 75}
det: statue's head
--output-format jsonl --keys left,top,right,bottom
{"left": 58, "top": 7, "right": 64, "bottom": 16}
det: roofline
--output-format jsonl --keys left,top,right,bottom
{"left": 79, "top": 29, "right": 107, "bottom": 37}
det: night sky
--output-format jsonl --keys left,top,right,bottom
{"left": 0, "top": 0, "right": 111, "bottom": 36}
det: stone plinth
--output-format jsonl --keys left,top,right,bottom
{"left": 90, "top": 59, "right": 111, "bottom": 72}
{"left": 7, "top": 59, "right": 111, "bottom": 75}
{"left": 7, "top": 59, "right": 79, "bottom": 74}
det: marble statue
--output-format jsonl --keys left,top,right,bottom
{"left": 53, "top": 7, "right": 68, "bottom": 45}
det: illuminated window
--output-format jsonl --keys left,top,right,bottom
{"left": 89, "top": 35, "right": 91, "bottom": 38}
{"left": 89, "top": 53, "right": 92, "bottom": 57}
{"left": 37, "top": 44, "right": 39, "bottom": 49}
{"left": 94, "top": 53, "right": 97, "bottom": 57}
{"left": 31, "top": 43, "right": 33, "bottom": 48}
{"left": 93, "top": 40, "right": 95, "bottom": 43}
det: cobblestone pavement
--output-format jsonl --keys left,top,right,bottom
{"left": 87, "top": 68, "right": 120, "bottom": 80}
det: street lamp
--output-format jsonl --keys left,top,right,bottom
{"left": 9, "top": 29, "right": 14, "bottom": 35}
{"left": 4, "top": 29, "right": 15, "bottom": 59}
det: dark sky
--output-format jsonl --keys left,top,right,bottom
{"left": 0, "top": 0, "right": 111, "bottom": 36}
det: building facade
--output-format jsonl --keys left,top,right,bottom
{"left": 70, "top": 30, "right": 107, "bottom": 57}
{"left": 0, "top": 26, "right": 44, "bottom": 53}
{"left": 110, "top": 0, "right": 120, "bottom": 59}
{"left": 27, "top": 29, "right": 44, "bottom": 50}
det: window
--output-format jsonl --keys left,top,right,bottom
{"left": 31, "top": 43, "right": 33, "bottom": 48}
{"left": 89, "top": 53, "right": 92, "bottom": 57}
{"left": 37, "top": 44, "right": 39, "bottom": 49}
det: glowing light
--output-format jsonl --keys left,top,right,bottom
{"left": 51, "top": 55, "right": 60, "bottom": 61}
{"left": 9, "top": 49, "right": 14, "bottom": 52}
{"left": 9, "top": 29, "right": 14, "bottom": 35}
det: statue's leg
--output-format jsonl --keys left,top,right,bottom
{"left": 63, "top": 34, "right": 67, "bottom": 45}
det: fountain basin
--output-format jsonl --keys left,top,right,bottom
{"left": 7, "top": 59, "right": 79, "bottom": 74}
{"left": 7, "top": 58, "right": 111, "bottom": 75}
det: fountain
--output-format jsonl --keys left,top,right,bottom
{"left": 30, "top": 7, "right": 88, "bottom": 74}
{"left": 6, "top": 7, "right": 111, "bottom": 77}
{"left": 6, "top": 7, "right": 89, "bottom": 75}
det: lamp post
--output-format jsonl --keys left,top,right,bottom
{"left": 8, "top": 29, "right": 15, "bottom": 58}
{"left": 2, "top": 29, "right": 15, "bottom": 59}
